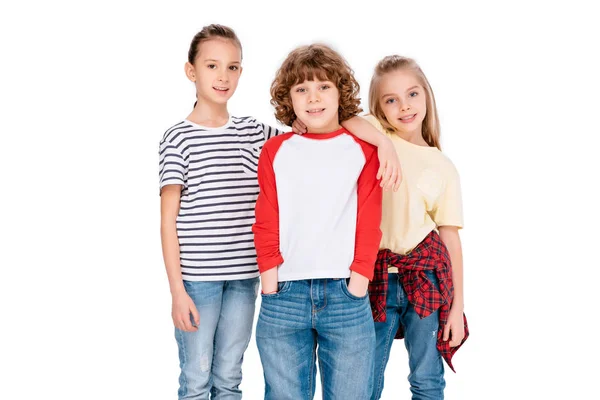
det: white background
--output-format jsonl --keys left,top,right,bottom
{"left": 1, "top": 0, "right": 598, "bottom": 399}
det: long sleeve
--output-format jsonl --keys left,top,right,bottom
{"left": 253, "top": 142, "right": 284, "bottom": 272}
{"left": 350, "top": 146, "right": 383, "bottom": 280}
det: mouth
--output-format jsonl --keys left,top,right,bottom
{"left": 398, "top": 113, "right": 416, "bottom": 123}
{"left": 306, "top": 108, "right": 325, "bottom": 115}
{"left": 213, "top": 86, "right": 229, "bottom": 93}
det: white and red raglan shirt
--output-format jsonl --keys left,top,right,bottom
{"left": 252, "top": 127, "right": 382, "bottom": 281}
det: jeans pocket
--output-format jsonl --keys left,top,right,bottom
{"left": 340, "top": 279, "right": 369, "bottom": 301}
{"left": 239, "top": 147, "right": 260, "bottom": 177}
{"left": 261, "top": 281, "right": 291, "bottom": 298}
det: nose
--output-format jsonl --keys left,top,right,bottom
{"left": 217, "top": 71, "right": 228, "bottom": 83}
{"left": 308, "top": 90, "right": 320, "bottom": 103}
{"left": 399, "top": 98, "right": 410, "bottom": 111}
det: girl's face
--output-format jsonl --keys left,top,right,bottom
{"left": 186, "top": 39, "right": 242, "bottom": 105}
{"left": 378, "top": 69, "right": 427, "bottom": 136}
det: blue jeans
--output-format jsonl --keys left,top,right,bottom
{"left": 175, "top": 278, "right": 259, "bottom": 400}
{"left": 256, "top": 279, "right": 375, "bottom": 400}
{"left": 372, "top": 272, "right": 445, "bottom": 400}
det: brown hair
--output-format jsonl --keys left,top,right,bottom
{"left": 188, "top": 24, "right": 243, "bottom": 64}
{"left": 368, "top": 55, "right": 441, "bottom": 149}
{"left": 270, "top": 44, "right": 362, "bottom": 126}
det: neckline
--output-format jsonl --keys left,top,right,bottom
{"left": 184, "top": 115, "right": 233, "bottom": 130}
{"left": 300, "top": 127, "right": 348, "bottom": 140}
{"left": 388, "top": 132, "right": 439, "bottom": 151}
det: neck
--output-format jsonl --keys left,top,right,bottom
{"left": 305, "top": 118, "right": 342, "bottom": 134}
{"left": 396, "top": 126, "right": 429, "bottom": 146}
{"left": 187, "top": 98, "right": 229, "bottom": 127}
{"left": 309, "top": 125, "right": 342, "bottom": 134}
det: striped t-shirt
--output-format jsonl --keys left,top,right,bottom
{"left": 159, "top": 116, "right": 282, "bottom": 281}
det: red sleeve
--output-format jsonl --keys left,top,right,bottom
{"left": 252, "top": 135, "right": 290, "bottom": 272}
{"left": 350, "top": 143, "right": 383, "bottom": 280}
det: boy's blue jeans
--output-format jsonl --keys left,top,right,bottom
{"left": 175, "top": 278, "right": 259, "bottom": 400}
{"left": 256, "top": 278, "right": 375, "bottom": 400}
{"left": 371, "top": 272, "right": 445, "bottom": 400}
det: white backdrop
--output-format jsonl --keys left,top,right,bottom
{"left": 1, "top": 0, "right": 598, "bottom": 399}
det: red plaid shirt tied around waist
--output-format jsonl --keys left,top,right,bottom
{"left": 368, "top": 230, "right": 469, "bottom": 372}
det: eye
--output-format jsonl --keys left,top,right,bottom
{"left": 229, "top": 65, "right": 239, "bottom": 71}
{"left": 295, "top": 87, "right": 306, "bottom": 93}
{"left": 320, "top": 84, "right": 330, "bottom": 90}
{"left": 207, "top": 64, "right": 217, "bottom": 69}
{"left": 385, "top": 98, "right": 396, "bottom": 104}
{"left": 409, "top": 91, "right": 419, "bottom": 97}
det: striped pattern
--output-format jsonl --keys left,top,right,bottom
{"left": 159, "top": 116, "right": 282, "bottom": 281}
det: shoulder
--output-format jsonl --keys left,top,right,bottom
{"left": 160, "top": 120, "right": 191, "bottom": 146}
{"left": 344, "top": 130, "right": 378, "bottom": 159}
{"left": 263, "top": 132, "right": 294, "bottom": 152}
{"left": 230, "top": 115, "right": 262, "bottom": 131}
{"left": 433, "top": 151, "right": 460, "bottom": 180}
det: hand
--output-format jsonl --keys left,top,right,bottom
{"left": 172, "top": 291, "right": 200, "bottom": 332}
{"left": 376, "top": 136, "right": 402, "bottom": 191}
{"left": 347, "top": 272, "right": 369, "bottom": 297}
{"left": 291, "top": 118, "right": 307, "bottom": 134}
{"left": 261, "top": 283, "right": 278, "bottom": 294}
{"left": 260, "top": 268, "right": 279, "bottom": 294}
{"left": 443, "top": 305, "right": 465, "bottom": 347}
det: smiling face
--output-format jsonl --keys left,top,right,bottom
{"left": 185, "top": 38, "right": 242, "bottom": 105}
{"left": 378, "top": 69, "right": 427, "bottom": 137}
{"left": 290, "top": 78, "right": 341, "bottom": 133}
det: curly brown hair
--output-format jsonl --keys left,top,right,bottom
{"left": 270, "top": 44, "right": 362, "bottom": 126}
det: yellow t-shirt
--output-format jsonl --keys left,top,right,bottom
{"left": 363, "top": 115, "right": 464, "bottom": 256}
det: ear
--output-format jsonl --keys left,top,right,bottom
{"left": 184, "top": 62, "right": 196, "bottom": 82}
{"left": 238, "top": 66, "right": 243, "bottom": 77}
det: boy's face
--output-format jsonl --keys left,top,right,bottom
{"left": 290, "top": 78, "right": 341, "bottom": 133}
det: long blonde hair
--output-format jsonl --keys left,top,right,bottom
{"left": 368, "top": 56, "right": 441, "bottom": 149}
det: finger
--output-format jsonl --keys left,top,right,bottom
{"left": 176, "top": 319, "right": 185, "bottom": 331}
{"left": 450, "top": 333, "right": 462, "bottom": 347}
{"left": 389, "top": 168, "right": 398, "bottom": 191}
{"left": 182, "top": 313, "right": 195, "bottom": 332}
{"left": 393, "top": 170, "right": 402, "bottom": 191}
{"left": 384, "top": 167, "right": 395, "bottom": 190}
{"left": 299, "top": 120, "right": 307, "bottom": 132}
{"left": 443, "top": 324, "right": 451, "bottom": 341}
{"left": 379, "top": 162, "right": 389, "bottom": 185}
{"left": 191, "top": 305, "right": 200, "bottom": 327}
{"left": 377, "top": 160, "right": 386, "bottom": 180}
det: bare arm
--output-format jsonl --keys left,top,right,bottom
{"left": 161, "top": 185, "right": 199, "bottom": 332}
{"left": 438, "top": 226, "right": 465, "bottom": 346}
{"left": 342, "top": 116, "right": 402, "bottom": 191}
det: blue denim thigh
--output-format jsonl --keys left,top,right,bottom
{"left": 256, "top": 280, "right": 317, "bottom": 400}
{"left": 175, "top": 278, "right": 258, "bottom": 400}
{"left": 316, "top": 278, "right": 376, "bottom": 400}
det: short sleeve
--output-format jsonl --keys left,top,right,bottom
{"left": 158, "top": 140, "right": 187, "bottom": 194}
{"left": 261, "top": 123, "right": 284, "bottom": 141}
{"left": 430, "top": 162, "right": 464, "bottom": 228}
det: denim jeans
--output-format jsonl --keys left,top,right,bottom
{"left": 256, "top": 278, "right": 375, "bottom": 400}
{"left": 174, "top": 278, "right": 259, "bottom": 400}
{"left": 371, "top": 272, "right": 445, "bottom": 400}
